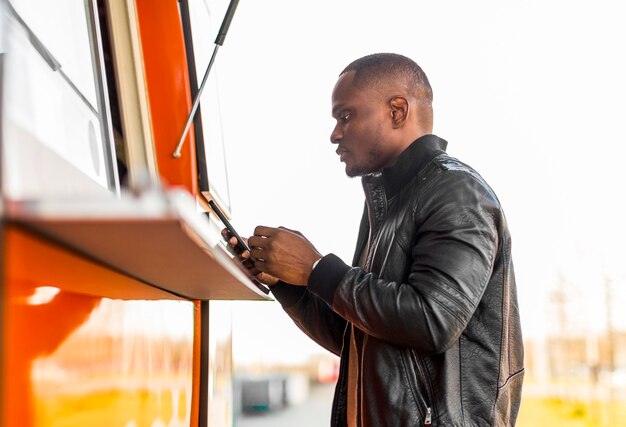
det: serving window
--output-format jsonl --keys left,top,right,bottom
{"left": 1, "top": 0, "right": 119, "bottom": 199}
{"left": 179, "top": 0, "right": 232, "bottom": 214}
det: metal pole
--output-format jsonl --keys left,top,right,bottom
{"left": 172, "top": 0, "right": 240, "bottom": 158}
{"left": 172, "top": 45, "right": 219, "bottom": 158}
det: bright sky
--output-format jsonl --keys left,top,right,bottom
{"left": 212, "top": 0, "right": 626, "bottom": 366}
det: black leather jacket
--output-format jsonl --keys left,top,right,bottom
{"left": 272, "top": 134, "right": 524, "bottom": 426}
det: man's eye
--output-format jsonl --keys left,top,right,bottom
{"left": 340, "top": 113, "right": 351, "bottom": 122}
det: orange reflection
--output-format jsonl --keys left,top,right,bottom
{"left": 3, "top": 280, "right": 101, "bottom": 427}
{"left": 2, "top": 228, "right": 196, "bottom": 427}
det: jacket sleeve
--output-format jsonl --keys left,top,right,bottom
{"left": 308, "top": 170, "right": 501, "bottom": 354}
{"left": 271, "top": 280, "right": 348, "bottom": 356}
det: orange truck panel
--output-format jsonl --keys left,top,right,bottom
{"left": 1, "top": 227, "right": 196, "bottom": 427}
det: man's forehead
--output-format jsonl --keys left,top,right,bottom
{"left": 332, "top": 72, "right": 363, "bottom": 105}
{"left": 332, "top": 71, "right": 389, "bottom": 114}
{"left": 333, "top": 71, "right": 356, "bottom": 95}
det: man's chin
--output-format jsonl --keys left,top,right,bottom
{"left": 345, "top": 164, "right": 365, "bottom": 178}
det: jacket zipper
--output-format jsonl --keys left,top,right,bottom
{"left": 411, "top": 349, "right": 434, "bottom": 425}
{"left": 424, "top": 407, "right": 432, "bottom": 425}
{"left": 330, "top": 324, "right": 351, "bottom": 427}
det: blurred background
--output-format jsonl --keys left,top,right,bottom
{"left": 211, "top": 0, "right": 626, "bottom": 425}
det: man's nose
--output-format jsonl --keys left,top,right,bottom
{"left": 330, "top": 124, "right": 342, "bottom": 144}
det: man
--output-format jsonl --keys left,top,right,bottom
{"left": 227, "top": 53, "right": 524, "bottom": 426}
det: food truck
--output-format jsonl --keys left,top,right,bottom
{"left": 0, "top": 1, "right": 265, "bottom": 426}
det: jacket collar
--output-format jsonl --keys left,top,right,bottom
{"left": 355, "top": 134, "right": 448, "bottom": 266}
{"left": 375, "top": 134, "right": 448, "bottom": 198}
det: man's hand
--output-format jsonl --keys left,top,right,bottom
{"left": 248, "top": 226, "right": 322, "bottom": 286}
{"left": 222, "top": 229, "right": 279, "bottom": 287}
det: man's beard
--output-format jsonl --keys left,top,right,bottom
{"left": 345, "top": 135, "right": 385, "bottom": 178}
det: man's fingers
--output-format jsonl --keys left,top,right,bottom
{"left": 221, "top": 225, "right": 280, "bottom": 287}
{"left": 249, "top": 226, "right": 298, "bottom": 248}
{"left": 253, "top": 225, "right": 277, "bottom": 237}
{"left": 221, "top": 228, "right": 238, "bottom": 249}
{"left": 249, "top": 247, "right": 264, "bottom": 261}
{"left": 253, "top": 259, "right": 268, "bottom": 274}
{"left": 248, "top": 235, "right": 270, "bottom": 249}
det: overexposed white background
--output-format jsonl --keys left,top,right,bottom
{"left": 211, "top": 0, "right": 626, "bottom": 366}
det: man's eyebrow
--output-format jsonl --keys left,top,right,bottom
{"left": 331, "top": 104, "right": 347, "bottom": 117}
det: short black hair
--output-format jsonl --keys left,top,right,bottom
{"left": 340, "top": 53, "right": 433, "bottom": 105}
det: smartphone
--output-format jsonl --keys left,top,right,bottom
{"left": 208, "top": 199, "right": 250, "bottom": 254}
{"left": 208, "top": 200, "right": 270, "bottom": 295}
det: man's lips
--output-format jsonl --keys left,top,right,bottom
{"left": 336, "top": 148, "right": 348, "bottom": 162}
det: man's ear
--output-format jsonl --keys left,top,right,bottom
{"left": 389, "top": 96, "right": 409, "bottom": 128}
